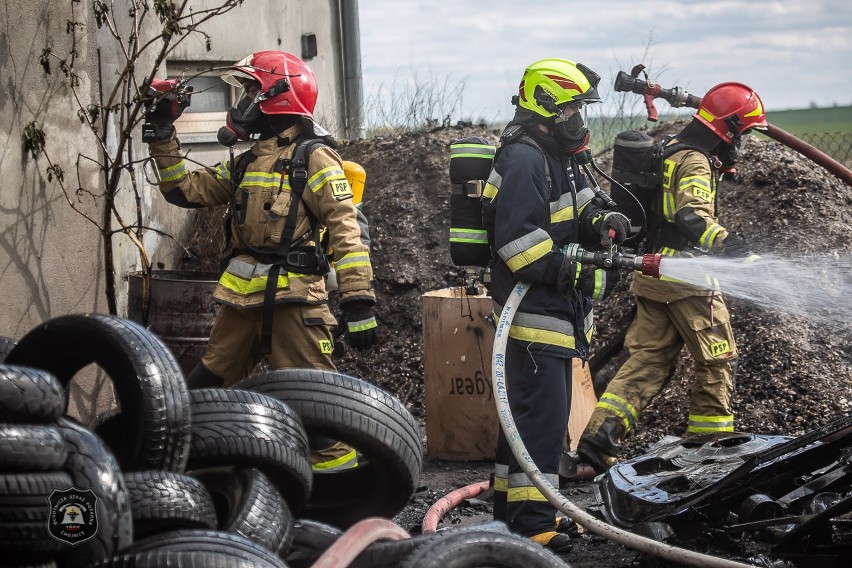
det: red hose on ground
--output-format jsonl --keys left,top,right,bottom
{"left": 421, "top": 480, "right": 490, "bottom": 534}
{"left": 310, "top": 517, "right": 410, "bottom": 568}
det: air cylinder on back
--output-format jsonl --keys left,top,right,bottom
{"left": 448, "top": 137, "right": 496, "bottom": 268}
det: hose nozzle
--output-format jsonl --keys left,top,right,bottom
{"left": 563, "top": 245, "right": 661, "bottom": 278}
{"left": 639, "top": 253, "right": 662, "bottom": 278}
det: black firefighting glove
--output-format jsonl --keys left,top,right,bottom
{"left": 340, "top": 300, "right": 379, "bottom": 351}
{"left": 592, "top": 211, "right": 630, "bottom": 245}
{"left": 142, "top": 78, "right": 192, "bottom": 143}
{"left": 557, "top": 258, "right": 619, "bottom": 300}
{"left": 715, "top": 232, "right": 752, "bottom": 258}
{"left": 557, "top": 257, "right": 582, "bottom": 295}
{"left": 577, "top": 265, "right": 620, "bottom": 300}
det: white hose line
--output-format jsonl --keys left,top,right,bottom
{"left": 493, "top": 281, "right": 756, "bottom": 568}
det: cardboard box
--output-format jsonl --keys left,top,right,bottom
{"left": 423, "top": 287, "right": 597, "bottom": 461}
{"left": 423, "top": 288, "right": 497, "bottom": 460}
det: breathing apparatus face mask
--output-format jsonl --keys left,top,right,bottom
{"left": 717, "top": 115, "right": 754, "bottom": 170}
{"left": 552, "top": 103, "right": 590, "bottom": 154}
{"left": 223, "top": 82, "right": 265, "bottom": 142}
{"left": 717, "top": 138, "right": 742, "bottom": 170}
{"left": 717, "top": 121, "right": 753, "bottom": 174}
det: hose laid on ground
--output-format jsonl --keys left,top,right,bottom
{"left": 421, "top": 480, "right": 491, "bottom": 534}
{"left": 309, "top": 517, "right": 410, "bottom": 568}
{"left": 493, "top": 281, "right": 756, "bottom": 568}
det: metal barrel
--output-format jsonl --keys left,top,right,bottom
{"left": 127, "top": 270, "right": 219, "bottom": 375}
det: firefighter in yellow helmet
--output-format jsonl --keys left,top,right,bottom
{"left": 142, "top": 50, "right": 379, "bottom": 389}
{"left": 577, "top": 82, "right": 768, "bottom": 474}
{"left": 482, "top": 58, "right": 629, "bottom": 553}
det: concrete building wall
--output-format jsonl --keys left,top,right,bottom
{"left": 0, "top": 2, "right": 107, "bottom": 334}
{"left": 0, "top": 1, "right": 349, "bottom": 421}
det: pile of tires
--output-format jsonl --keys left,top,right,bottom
{"left": 0, "top": 313, "right": 440, "bottom": 567}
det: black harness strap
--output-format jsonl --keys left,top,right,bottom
{"left": 260, "top": 138, "right": 328, "bottom": 355}
{"left": 222, "top": 150, "right": 259, "bottom": 265}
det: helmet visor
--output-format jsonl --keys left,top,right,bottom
{"left": 221, "top": 54, "right": 258, "bottom": 88}
{"left": 573, "top": 62, "right": 602, "bottom": 104}
{"left": 230, "top": 78, "right": 261, "bottom": 111}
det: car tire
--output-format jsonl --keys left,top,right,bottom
{"left": 237, "top": 368, "right": 423, "bottom": 528}
{"left": 194, "top": 466, "right": 294, "bottom": 554}
{"left": 0, "top": 471, "right": 75, "bottom": 563}
{"left": 0, "top": 336, "right": 17, "bottom": 364}
{"left": 400, "top": 530, "right": 567, "bottom": 568}
{"left": 55, "top": 417, "right": 133, "bottom": 566}
{"left": 95, "top": 529, "right": 288, "bottom": 567}
{"left": 283, "top": 519, "right": 342, "bottom": 568}
{"left": 350, "top": 521, "right": 512, "bottom": 568}
{"left": 124, "top": 471, "right": 218, "bottom": 538}
{"left": 187, "top": 388, "right": 312, "bottom": 513}
{"left": 0, "top": 423, "right": 67, "bottom": 471}
{"left": 5, "top": 314, "right": 191, "bottom": 472}
{"left": 0, "top": 364, "right": 65, "bottom": 422}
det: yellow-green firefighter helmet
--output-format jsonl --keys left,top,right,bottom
{"left": 516, "top": 59, "right": 602, "bottom": 118}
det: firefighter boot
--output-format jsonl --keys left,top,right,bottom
{"left": 309, "top": 435, "right": 358, "bottom": 472}
{"left": 530, "top": 531, "right": 573, "bottom": 553}
{"left": 577, "top": 417, "right": 625, "bottom": 474}
{"left": 529, "top": 514, "right": 578, "bottom": 552}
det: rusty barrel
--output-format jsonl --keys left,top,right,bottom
{"left": 127, "top": 270, "right": 219, "bottom": 375}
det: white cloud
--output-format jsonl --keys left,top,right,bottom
{"left": 359, "top": 0, "right": 852, "bottom": 122}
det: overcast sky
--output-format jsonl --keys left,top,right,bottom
{"left": 358, "top": 0, "right": 852, "bottom": 124}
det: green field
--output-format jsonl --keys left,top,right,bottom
{"left": 764, "top": 106, "right": 852, "bottom": 136}
{"left": 490, "top": 105, "right": 852, "bottom": 159}
{"left": 586, "top": 106, "right": 852, "bottom": 161}
{"left": 589, "top": 105, "right": 852, "bottom": 137}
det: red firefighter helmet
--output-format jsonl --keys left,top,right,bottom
{"left": 695, "top": 82, "right": 767, "bottom": 143}
{"left": 222, "top": 51, "right": 318, "bottom": 118}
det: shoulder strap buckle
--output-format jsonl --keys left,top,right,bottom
{"left": 290, "top": 167, "right": 308, "bottom": 182}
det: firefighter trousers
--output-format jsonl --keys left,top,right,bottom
{"left": 493, "top": 344, "right": 571, "bottom": 537}
{"left": 201, "top": 302, "right": 337, "bottom": 387}
{"left": 583, "top": 293, "right": 737, "bottom": 443}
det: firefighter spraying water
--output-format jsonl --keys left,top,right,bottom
{"left": 605, "top": 64, "right": 852, "bottom": 331}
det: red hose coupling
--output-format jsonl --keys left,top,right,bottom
{"left": 641, "top": 253, "right": 662, "bottom": 278}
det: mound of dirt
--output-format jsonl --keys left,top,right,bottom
{"left": 335, "top": 121, "right": 852, "bottom": 459}
{"left": 182, "top": 120, "right": 852, "bottom": 459}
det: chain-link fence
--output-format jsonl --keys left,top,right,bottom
{"left": 799, "top": 132, "right": 852, "bottom": 168}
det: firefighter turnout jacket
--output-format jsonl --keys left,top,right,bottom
{"left": 633, "top": 141, "right": 734, "bottom": 302}
{"left": 147, "top": 123, "right": 375, "bottom": 310}
{"left": 482, "top": 136, "right": 606, "bottom": 359}
{"left": 483, "top": 128, "right": 609, "bottom": 539}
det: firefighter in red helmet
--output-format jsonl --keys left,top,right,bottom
{"left": 143, "top": 51, "right": 378, "bottom": 393}
{"left": 577, "top": 82, "right": 767, "bottom": 474}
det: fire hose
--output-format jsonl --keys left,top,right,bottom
{"left": 492, "top": 248, "right": 756, "bottom": 568}
{"left": 309, "top": 517, "right": 410, "bottom": 568}
{"left": 614, "top": 64, "right": 852, "bottom": 186}
{"left": 421, "top": 480, "right": 491, "bottom": 534}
